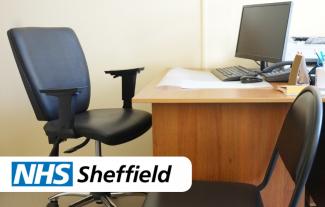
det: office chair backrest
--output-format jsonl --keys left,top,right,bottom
{"left": 276, "top": 86, "right": 322, "bottom": 206}
{"left": 8, "top": 27, "right": 91, "bottom": 121}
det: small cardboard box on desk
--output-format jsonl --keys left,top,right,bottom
{"left": 277, "top": 53, "right": 310, "bottom": 95}
{"left": 288, "top": 53, "right": 310, "bottom": 85}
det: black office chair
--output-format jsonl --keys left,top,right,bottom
{"left": 143, "top": 86, "right": 323, "bottom": 207}
{"left": 7, "top": 27, "right": 152, "bottom": 207}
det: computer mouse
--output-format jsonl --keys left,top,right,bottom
{"left": 240, "top": 76, "right": 263, "bottom": 83}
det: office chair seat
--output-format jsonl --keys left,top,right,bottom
{"left": 143, "top": 181, "right": 263, "bottom": 207}
{"left": 44, "top": 108, "right": 152, "bottom": 145}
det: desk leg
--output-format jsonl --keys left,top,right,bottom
{"left": 152, "top": 103, "right": 303, "bottom": 207}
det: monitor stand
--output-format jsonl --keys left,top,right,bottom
{"left": 260, "top": 61, "right": 267, "bottom": 71}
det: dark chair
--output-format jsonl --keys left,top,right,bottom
{"left": 143, "top": 86, "right": 323, "bottom": 207}
{"left": 7, "top": 27, "right": 152, "bottom": 207}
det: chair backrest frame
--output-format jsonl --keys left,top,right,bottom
{"left": 257, "top": 86, "right": 323, "bottom": 207}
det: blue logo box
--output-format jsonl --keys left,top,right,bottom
{"left": 12, "top": 162, "right": 73, "bottom": 186}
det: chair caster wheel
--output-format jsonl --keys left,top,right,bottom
{"left": 96, "top": 200, "right": 103, "bottom": 204}
{"left": 47, "top": 200, "right": 59, "bottom": 207}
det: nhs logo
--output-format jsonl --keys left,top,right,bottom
{"left": 12, "top": 162, "right": 73, "bottom": 186}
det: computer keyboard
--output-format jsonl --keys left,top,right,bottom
{"left": 211, "top": 66, "right": 258, "bottom": 81}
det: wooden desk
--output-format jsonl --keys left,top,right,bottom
{"left": 133, "top": 72, "right": 315, "bottom": 207}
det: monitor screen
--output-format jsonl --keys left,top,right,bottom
{"left": 235, "top": 2, "right": 292, "bottom": 63}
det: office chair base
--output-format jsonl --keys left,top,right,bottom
{"left": 47, "top": 192, "right": 116, "bottom": 207}
{"left": 47, "top": 200, "right": 59, "bottom": 207}
{"left": 47, "top": 141, "right": 146, "bottom": 207}
{"left": 47, "top": 192, "right": 146, "bottom": 207}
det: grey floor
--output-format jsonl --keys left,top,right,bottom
{"left": 0, "top": 193, "right": 145, "bottom": 207}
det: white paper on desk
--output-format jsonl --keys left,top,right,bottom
{"left": 157, "top": 67, "right": 272, "bottom": 89}
{"left": 157, "top": 67, "right": 217, "bottom": 87}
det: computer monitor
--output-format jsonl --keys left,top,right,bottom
{"left": 235, "top": 2, "right": 292, "bottom": 70}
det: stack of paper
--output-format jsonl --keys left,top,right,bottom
{"left": 277, "top": 85, "right": 325, "bottom": 96}
{"left": 276, "top": 85, "right": 307, "bottom": 96}
{"left": 157, "top": 67, "right": 272, "bottom": 89}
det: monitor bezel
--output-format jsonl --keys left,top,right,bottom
{"left": 235, "top": 1, "right": 292, "bottom": 63}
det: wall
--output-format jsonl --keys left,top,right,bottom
{"left": 0, "top": 0, "right": 202, "bottom": 156}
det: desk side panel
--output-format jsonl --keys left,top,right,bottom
{"left": 152, "top": 103, "right": 304, "bottom": 207}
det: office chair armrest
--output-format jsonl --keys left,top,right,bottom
{"left": 105, "top": 67, "right": 144, "bottom": 108}
{"left": 40, "top": 86, "right": 88, "bottom": 138}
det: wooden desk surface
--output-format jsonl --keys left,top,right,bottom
{"left": 134, "top": 84, "right": 293, "bottom": 103}
{"left": 133, "top": 70, "right": 324, "bottom": 103}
